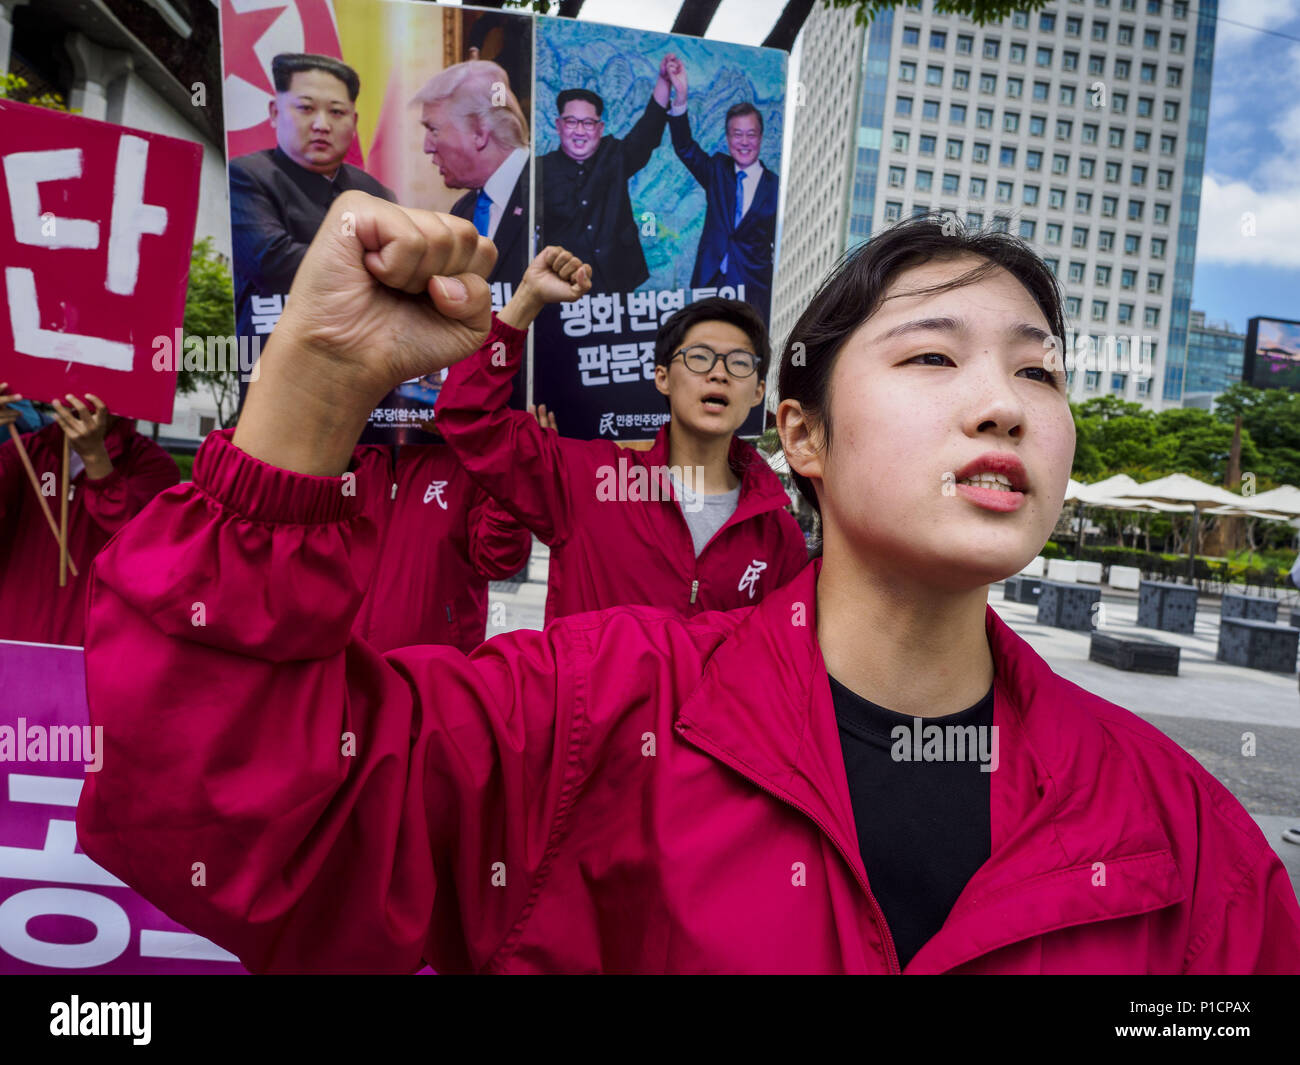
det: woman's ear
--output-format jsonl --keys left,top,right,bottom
{"left": 653, "top": 364, "right": 670, "bottom": 398}
{"left": 777, "top": 398, "right": 824, "bottom": 483}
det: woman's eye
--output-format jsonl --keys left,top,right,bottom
{"left": 909, "top": 352, "right": 953, "bottom": 366}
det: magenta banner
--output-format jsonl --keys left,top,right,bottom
{"left": 0, "top": 640, "right": 247, "bottom": 974}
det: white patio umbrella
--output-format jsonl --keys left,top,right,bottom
{"left": 1105, "top": 473, "right": 1246, "bottom": 580}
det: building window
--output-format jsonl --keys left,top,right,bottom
{"left": 1153, "top": 202, "right": 1170, "bottom": 224}
{"left": 1170, "top": 33, "right": 1185, "bottom": 54}
{"left": 1160, "top": 134, "right": 1177, "bottom": 155}
{"left": 1151, "top": 236, "right": 1166, "bottom": 257}
{"left": 1012, "top": 10, "right": 1029, "bottom": 28}
{"left": 1163, "top": 100, "right": 1179, "bottom": 121}
{"left": 1007, "top": 76, "right": 1024, "bottom": 98}
{"left": 1063, "top": 50, "right": 1079, "bottom": 71}
{"left": 1144, "top": 29, "right": 1160, "bottom": 49}
{"left": 1010, "top": 42, "right": 1027, "bottom": 63}
{"left": 1120, "top": 268, "right": 1136, "bottom": 289}
{"left": 1029, "top": 115, "right": 1046, "bottom": 136}
{"left": 1060, "top": 84, "right": 1077, "bottom": 106}
{"left": 1144, "top": 306, "right": 1160, "bottom": 326}
{"left": 1096, "top": 264, "right": 1112, "bottom": 284}
{"left": 1089, "top": 54, "right": 1106, "bottom": 76}
{"left": 1112, "top": 92, "right": 1128, "bottom": 114}
{"left": 916, "top": 169, "right": 933, "bottom": 191}
{"left": 953, "top": 68, "right": 971, "bottom": 90}
{"left": 980, "top": 73, "right": 997, "bottom": 94}
{"left": 1141, "top": 62, "right": 1158, "bottom": 85}
{"left": 1026, "top": 150, "right": 1043, "bottom": 171}
{"left": 888, "top": 166, "right": 906, "bottom": 187}
{"left": 923, "top": 99, "right": 941, "bottom": 120}
{"left": 1066, "top": 16, "right": 1082, "bottom": 36}
{"left": 1079, "top": 156, "right": 1096, "bottom": 178}
{"left": 1167, "top": 66, "right": 1182, "bottom": 87}
{"left": 1069, "top": 298, "right": 1084, "bottom": 319}
{"left": 1131, "top": 165, "right": 1147, "bottom": 186}
{"left": 1072, "top": 226, "right": 1090, "bottom": 248}
{"left": 966, "top": 210, "right": 983, "bottom": 227}
{"left": 946, "top": 137, "right": 964, "bottom": 159}
{"left": 1092, "top": 20, "right": 1109, "bottom": 41}
{"left": 957, "top": 34, "right": 974, "bottom": 55}
{"left": 1124, "top": 233, "right": 1141, "bottom": 254}
{"left": 1108, "top": 127, "right": 1125, "bottom": 148}
{"left": 1040, "top": 11, "right": 1056, "bottom": 31}
{"left": 996, "top": 180, "right": 1014, "bottom": 202}
{"left": 1105, "top": 160, "right": 1121, "bottom": 181}
{"left": 1045, "top": 257, "right": 1060, "bottom": 276}
{"left": 1115, "top": 58, "right": 1130, "bottom": 79}
{"left": 970, "top": 175, "right": 987, "bottom": 196}
{"left": 1032, "top": 80, "right": 1049, "bottom": 101}
{"left": 919, "top": 134, "right": 937, "bottom": 154}
{"left": 1082, "top": 123, "right": 1099, "bottom": 144}
{"left": 991, "top": 216, "right": 1009, "bottom": 233}
{"left": 892, "top": 131, "right": 910, "bottom": 151}
{"left": 1118, "top": 303, "right": 1133, "bottom": 324}
{"left": 1000, "top": 146, "right": 1017, "bottom": 166}
{"left": 983, "top": 38, "right": 1000, "bottom": 59}
{"left": 1136, "top": 378, "right": 1151, "bottom": 397}
{"left": 950, "top": 103, "right": 967, "bottom": 124}
{"left": 1023, "top": 183, "right": 1040, "bottom": 205}
{"left": 1003, "top": 111, "right": 1020, "bottom": 133}
{"left": 1137, "top": 97, "right": 1153, "bottom": 118}
{"left": 926, "top": 65, "right": 944, "bottom": 86}
{"left": 1076, "top": 191, "right": 1093, "bottom": 211}
{"left": 1069, "top": 261, "right": 1086, "bottom": 283}
{"left": 1092, "top": 300, "right": 1109, "bottom": 321}
{"left": 912, "top": 204, "right": 930, "bottom": 218}
{"left": 1156, "top": 169, "right": 1172, "bottom": 190}
{"left": 1147, "top": 271, "right": 1163, "bottom": 293}
{"left": 902, "top": 25, "right": 921, "bottom": 46}
{"left": 976, "top": 107, "right": 994, "bottom": 129}
{"left": 1134, "top": 131, "right": 1150, "bottom": 151}
{"left": 943, "top": 172, "right": 961, "bottom": 193}
{"left": 1085, "top": 369, "right": 1099, "bottom": 391}
{"left": 1053, "top": 154, "right": 1070, "bottom": 175}
{"left": 897, "top": 96, "right": 914, "bottom": 117}
{"left": 1173, "top": 2, "right": 1188, "bottom": 18}
{"left": 1102, "top": 195, "right": 1118, "bottom": 217}
{"left": 1036, "top": 46, "right": 1053, "bottom": 67}
{"left": 885, "top": 201, "right": 903, "bottom": 222}
{"left": 1118, "top": 23, "right": 1133, "bottom": 45}
{"left": 1111, "top": 373, "right": 1128, "bottom": 393}
{"left": 1049, "top": 187, "right": 1066, "bottom": 209}
{"left": 1056, "top": 119, "right": 1074, "bottom": 140}
{"left": 899, "top": 61, "right": 917, "bottom": 81}
{"left": 1128, "top": 198, "right": 1144, "bottom": 220}
{"left": 931, "top": 29, "right": 948, "bottom": 50}
{"left": 973, "top": 142, "right": 990, "bottom": 163}
{"left": 1098, "top": 229, "right": 1115, "bottom": 251}
{"left": 1047, "top": 222, "right": 1063, "bottom": 244}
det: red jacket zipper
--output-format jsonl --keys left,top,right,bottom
{"left": 675, "top": 721, "right": 902, "bottom": 974}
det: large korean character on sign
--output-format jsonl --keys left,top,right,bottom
{"left": 0, "top": 100, "right": 202, "bottom": 424}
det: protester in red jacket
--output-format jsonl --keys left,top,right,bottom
{"left": 349, "top": 437, "right": 532, "bottom": 654}
{"left": 434, "top": 247, "right": 807, "bottom": 623}
{"left": 78, "top": 196, "right": 1300, "bottom": 973}
{"left": 0, "top": 388, "right": 178, "bottom": 646}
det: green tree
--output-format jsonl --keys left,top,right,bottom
{"left": 177, "top": 237, "right": 242, "bottom": 430}
{"left": 1213, "top": 383, "right": 1300, "bottom": 488}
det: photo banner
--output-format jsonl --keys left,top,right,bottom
{"left": 532, "top": 20, "right": 786, "bottom": 441}
{"left": 0, "top": 641, "right": 247, "bottom": 974}
{"left": 220, "top": 0, "right": 532, "bottom": 443}
{"left": 0, "top": 100, "right": 201, "bottom": 425}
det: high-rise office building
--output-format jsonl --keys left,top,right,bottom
{"left": 1181, "top": 308, "right": 1244, "bottom": 408}
{"left": 771, "top": 0, "right": 1216, "bottom": 413}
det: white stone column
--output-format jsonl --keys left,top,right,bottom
{"left": 0, "top": 0, "right": 28, "bottom": 76}
{"left": 65, "top": 32, "right": 132, "bottom": 122}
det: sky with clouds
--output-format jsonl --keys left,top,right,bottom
{"left": 466, "top": 0, "right": 1299, "bottom": 334}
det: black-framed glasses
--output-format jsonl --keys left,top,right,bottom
{"left": 673, "top": 345, "right": 759, "bottom": 378}
{"left": 560, "top": 116, "right": 600, "bottom": 131}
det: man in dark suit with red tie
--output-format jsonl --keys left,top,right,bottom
{"left": 665, "top": 59, "right": 779, "bottom": 322}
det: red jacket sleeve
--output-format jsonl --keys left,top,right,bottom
{"left": 78, "top": 429, "right": 580, "bottom": 974}
{"left": 434, "top": 314, "right": 576, "bottom": 546}
{"left": 79, "top": 436, "right": 180, "bottom": 538}
{"left": 467, "top": 488, "right": 533, "bottom": 581}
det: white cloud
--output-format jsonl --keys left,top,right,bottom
{"left": 1214, "top": 0, "right": 1300, "bottom": 51}
{"left": 1195, "top": 173, "right": 1300, "bottom": 267}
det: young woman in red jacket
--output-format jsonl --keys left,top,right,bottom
{"left": 77, "top": 193, "right": 1300, "bottom": 973}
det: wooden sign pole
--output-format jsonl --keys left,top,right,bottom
{"left": 59, "top": 432, "right": 71, "bottom": 587}
{"left": 5, "top": 424, "right": 79, "bottom": 579}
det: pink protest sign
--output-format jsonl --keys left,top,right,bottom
{"left": 0, "top": 99, "right": 202, "bottom": 424}
{"left": 0, "top": 640, "right": 247, "bottom": 974}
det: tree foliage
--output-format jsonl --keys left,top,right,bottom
{"left": 179, "top": 237, "right": 242, "bottom": 429}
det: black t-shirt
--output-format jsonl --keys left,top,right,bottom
{"left": 829, "top": 675, "right": 994, "bottom": 970}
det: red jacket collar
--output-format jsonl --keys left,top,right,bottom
{"left": 674, "top": 559, "right": 1184, "bottom": 970}
{"left": 638, "top": 423, "right": 792, "bottom": 520}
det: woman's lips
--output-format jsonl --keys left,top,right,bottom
{"left": 955, "top": 482, "right": 1026, "bottom": 513}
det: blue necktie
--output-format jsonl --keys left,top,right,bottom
{"left": 722, "top": 170, "right": 746, "bottom": 275}
{"left": 472, "top": 189, "right": 492, "bottom": 237}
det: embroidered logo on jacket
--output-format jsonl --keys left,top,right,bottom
{"left": 738, "top": 559, "right": 768, "bottom": 599}
{"left": 423, "top": 480, "right": 448, "bottom": 509}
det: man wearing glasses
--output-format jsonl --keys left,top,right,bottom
{"left": 665, "top": 58, "right": 779, "bottom": 320}
{"left": 537, "top": 57, "right": 677, "bottom": 293}
{"left": 434, "top": 246, "right": 808, "bottom": 623}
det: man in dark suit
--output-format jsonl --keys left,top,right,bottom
{"left": 229, "top": 53, "right": 396, "bottom": 343}
{"left": 537, "top": 61, "right": 672, "bottom": 293}
{"left": 414, "top": 60, "right": 531, "bottom": 298}
{"left": 666, "top": 60, "right": 779, "bottom": 322}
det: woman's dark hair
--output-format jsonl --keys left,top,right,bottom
{"left": 655, "top": 297, "right": 772, "bottom": 379}
{"left": 778, "top": 213, "right": 1067, "bottom": 514}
